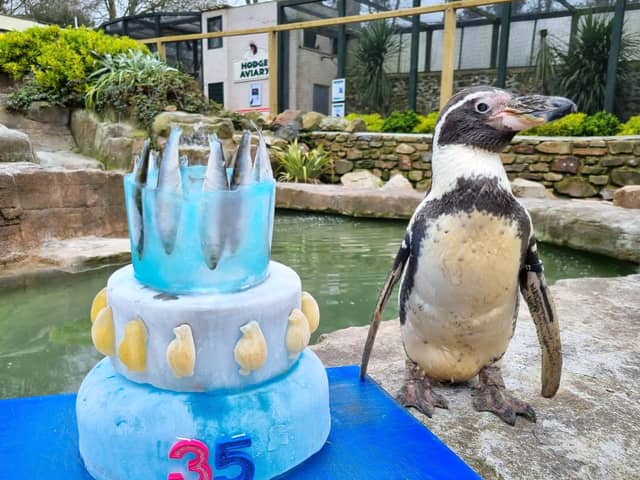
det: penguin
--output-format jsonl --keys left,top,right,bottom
{"left": 360, "top": 86, "right": 574, "bottom": 425}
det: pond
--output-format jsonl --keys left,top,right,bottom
{"left": 1, "top": 211, "right": 636, "bottom": 399}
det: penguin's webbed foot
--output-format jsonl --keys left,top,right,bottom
{"left": 472, "top": 365, "right": 536, "bottom": 426}
{"left": 397, "top": 360, "right": 448, "bottom": 418}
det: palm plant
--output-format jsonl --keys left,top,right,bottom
{"left": 555, "top": 13, "right": 640, "bottom": 114}
{"left": 348, "top": 20, "right": 400, "bottom": 115}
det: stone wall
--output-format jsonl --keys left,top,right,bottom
{"left": 0, "top": 163, "right": 127, "bottom": 264}
{"left": 347, "top": 65, "right": 640, "bottom": 119}
{"left": 308, "top": 132, "right": 640, "bottom": 198}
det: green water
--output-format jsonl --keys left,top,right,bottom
{"left": 0, "top": 211, "right": 636, "bottom": 399}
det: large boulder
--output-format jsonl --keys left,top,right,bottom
{"left": 151, "top": 111, "right": 234, "bottom": 140}
{"left": 36, "top": 151, "right": 104, "bottom": 170}
{"left": 553, "top": 176, "right": 598, "bottom": 198}
{"left": 341, "top": 170, "right": 383, "bottom": 189}
{"left": 301, "top": 111, "right": 326, "bottom": 131}
{"left": 273, "top": 109, "right": 303, "bottom": 127}
{"left": 312, "top": 274, "right": 640, "bottom": 480}
{"left": 380, "top": 173, "right": 414, "bottom": 192}
{"left": 26, "top": 101, "right": 70, "bottom": 126}
{"left": 511, "top": 178, "right": 546, "bottom": 199}
{"left": 0, "top": 124, "right": 36, "bottom": 163}
{"left": 319, "top": 116, "right": 349, "bottom": 132}
{"left": 613, "top": 185, "right": 640, "bottom": 209}
{"left": 346, "top": 118, "right": 367, "bottom": 133}
{"left": 70, "top": 109, "right": 101, "bottom": 156}
{"left": 273, "top": 120, "right": 301, "bottom": 142}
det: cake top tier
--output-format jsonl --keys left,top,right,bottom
{"left": 124, "top": 126, "right": 275, "bottom": 294}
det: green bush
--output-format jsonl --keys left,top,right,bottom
{"left": 345, "top": 113, "right": 384, "bottom": 132}
{"left": 381, "top": 110, "right": 419, "bottom": 133}
{"left": 272, "top": 139, "right": 331, "bottom": 183}
{"left": 0, "top": 26, "right": 145, "bottom": 109}
{"left": 520, "top": 112, "right": 587, "bottom": 136}
{"left": 86, "top": 50, "right": 208, "bottom": 129}
{"left": 413, "top": 111, "right": 439, "bottom": 134}
{"left": 618, "top": 116, "right": 640, "bottom": 135}
{"left": 579, "top": 111, "right": 620, "bottom": 136}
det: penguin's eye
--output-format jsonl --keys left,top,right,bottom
{"left": 475, "top": 102, "right": 490, "bottom": 113}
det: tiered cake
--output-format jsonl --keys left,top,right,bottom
{"left": 77, "top": 127, "right": 331, "bottom": 480}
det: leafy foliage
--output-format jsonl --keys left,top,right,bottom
{"left": 412, "top": 112, "right": 439, "bottom": 134}
{"left": 347, "top": 21, "right": 399, "bottom": 115}
{"left": 345, "top": 113, "right": 384, "bottom": 132}
{"left": 272, "top": 139, "right": 331, "bottom": 183}
{"left": 580, "top": 111, "right": 620, "bottom": 136}
{"left": 618, "top": 115, "right": 640, "bottom": 135}
{"left": 381, "top": 110, "right": 419, "bottom": 133}
{"left": 521, "top": 111, "right": 622, "bottom": 136}
{"left": 0, "top": 26, "right": 144, "bottom": 109}
{"left": 554, "top": 13, "right": 640, "bottom": 114}
{"left": 86, "top": 50, "right": 208, "bottom": 129}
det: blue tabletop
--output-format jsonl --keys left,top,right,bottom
{"left": 0, "top": 366, "right": 479, "bottom": 480}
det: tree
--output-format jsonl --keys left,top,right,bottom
{"left": 26, "top": 0, "right": 98, "bottom": 26}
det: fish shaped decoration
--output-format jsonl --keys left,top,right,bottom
{"left": 155, "top": 126, "right": 183, "bottom": 255}
{"left": 230, "top": 130, "right": 253, "bottom": 189}
{"left": 225, "top": 131, "right": 253, "bottom": 253}
{"left": 131, "top": 139, "right": 151, "bottom": 259}
{"left": 200, "top": 134, "right": 230, "bottom": 270}
{"left": 146, "top": 149, "right": 159, "bottom": 189}
{"left": 251, "top": 128, "right": 274, "bottom": 183}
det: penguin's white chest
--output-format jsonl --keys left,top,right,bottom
{"left": 401, "top": 210, "right": 523, "bottom": 382}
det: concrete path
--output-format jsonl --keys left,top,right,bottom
{"left": 311, "top": 274, "right": 640, "bottom": 480}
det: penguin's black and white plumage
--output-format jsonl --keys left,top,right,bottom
{"left": 360, "top": 86, "right": 574, "bottom": 425}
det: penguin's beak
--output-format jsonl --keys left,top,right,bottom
{"left": 491, "top": 95, "right": 577, "bottom": 132}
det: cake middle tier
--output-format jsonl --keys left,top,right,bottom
{"left": 105, "top": 262, "right": 301, "bottom": 392}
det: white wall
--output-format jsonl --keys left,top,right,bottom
{"left": 292, "top": 31, "right": 338, "bottom": 112}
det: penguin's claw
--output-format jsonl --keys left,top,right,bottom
{"left": 397, "top": 360, "right": 449, "bottom": 417}
{"left": 472, "top": 365, "right": 537, "bottom": 426}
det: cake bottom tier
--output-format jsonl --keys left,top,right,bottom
{"left": 77, "top": 350, "right": 331, "bottom": 480}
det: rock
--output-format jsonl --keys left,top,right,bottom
{"left": 0, "top": 124, "right": 36, "bottom": 163}
{"left": 611, "top": 167, "right": 640, "bottom": 186}
{"left": 543, "top": 172, "right": 563, "bottom": 182}
{"left": 553, "top": 176, "right": 598, "bottom": 198}
{"left": 273, "top": 120, "right": 301, "bottom": 142}
{"left": 312, "top": 274, "right": 640, "bottom": 480}
{"left": 36, "top": 151, "right": 104, "bottom": 170}
{"left": 301, "top": 111, "right": 325, "bottom": 131}
{"left": 381, "top": 174, "right": 414, "bottom": 192}
{"left": 334, "top": 159, "right": 354, "bottom": 175}
{"left": 273, "top": 109, "right": 303, "bottom": 127}
{"left": 511, "top": 178, "right": 546, "bottom": 198}
{"left": 70, "top": 110, "right": 100, "bottom": 156}
{"left": 588, "top": 175, "right": 609, "bottom": 186}
{"left": 151, "top": 111, "right": 234, "bottom": 140}
{"left": 535, "top": 141, "right": 571, "bottom": 154}
{"left": 608, "top": 141, "right": 635, "bottom": 154}
{"left": 340, "top": 170, "right": 383, "bottom": 189}
{"left": 345, "top": 118, "right": 366, "bottom": 133}
{"left": 551, "top": 156, "right": 580, "bottom": 174}
{"left": 395, "top": 143, "right": 416, "bottom": 155}
{"left": 319, "top": 116, "right": 349, "bottom": 132}
{"left": 599, "top": 187, "right": 617, "bottom": 201}
{"left": 613, "top": 185, "right": 640, "bottom": 209}
{"left": 26, "top": 102, "right": 70, "bottom": 125}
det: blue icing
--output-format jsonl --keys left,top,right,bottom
{"left": 124, "top": 169, "right": 276, "bottom": 294}
{"left": 77, "top": 350, "right": 331, "bottom": 480}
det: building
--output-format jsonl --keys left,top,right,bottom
{"left": 202, "top": 3, "right": 337, "bottom": 115}
{"left": 0, "top": 14, "right": 42, "bottom": 32}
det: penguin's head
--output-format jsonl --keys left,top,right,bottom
{"left": 434, "top": 86, "right": 576, "bottom": 152}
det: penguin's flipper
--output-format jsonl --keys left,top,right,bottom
{"left": 360, "top": 233, "right": 411, "bottom": 380}
{"left": 519, "top": 238, "right": 562, "bottom": 398}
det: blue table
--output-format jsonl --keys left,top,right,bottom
{"left": 0, "top": 366, "right": 479, "bottom": 479}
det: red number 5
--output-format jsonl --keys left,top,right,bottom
{"left": 168, "top": 438, "right": 213, "bottom": 480}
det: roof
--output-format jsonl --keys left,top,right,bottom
{"left": 0, "top": 14, "right": 42, "bottom": 32}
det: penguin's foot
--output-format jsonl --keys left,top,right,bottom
{"left": 397, "top": 360, "right": 449, "bottom": 417}
{"left": 472, "top": 365, "right": 537, "bottom": 426}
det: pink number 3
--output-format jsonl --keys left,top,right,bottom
{"left": 168, "top": 438, "right": 214, "bottom": 480}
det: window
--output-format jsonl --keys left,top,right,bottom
{"left": 207, "top": 16, "right": 222, "bottom": 49}
{"left": 208, "top": 82, "right": 224, "bottom": 106}
{"left": 303, "top": 30, "right": 317, "bottom": 49}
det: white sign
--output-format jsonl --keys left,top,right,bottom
{"left": 331, "top": 102, "right": 345, "bottom": 117}
{"left": 249, "top": 83, "right": 262, "bottom": 107}
{"left": 233, "top": 57, "right": 269, "bottom": 82}
{"left": 332, "top": 78, "right": 346, "bottom": 103}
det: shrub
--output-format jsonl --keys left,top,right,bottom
{"left": 345, "top": 113, "right": 384, "bottom": 132}
{"left": 0, "top": 26, "right": 145, "bottom": 109}
{"left": 381, "top": 110, "right": 419, "bottom": 133}
{"left": 520, "top": 112, "right": 587, "bottom": 136}
{"left": 413, "top": 111, "right": 439, "bottom": 134}
{"left": 579, "top": 111, "right": 620, "bottom": 136}
{"left": 618, "top": 115, "right": 640, "bottom": 135}
{"left": 272, "top": 139, "right": 331, "bottom": 183}
{"left": 86, "top": 50, "right": 208, "bottom": 129}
